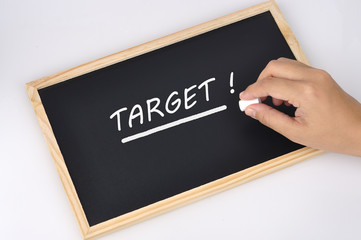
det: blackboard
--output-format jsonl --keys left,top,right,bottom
{"left": 26, "top": 1, "right": 322, "bottom": 239}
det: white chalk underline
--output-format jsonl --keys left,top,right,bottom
{"left": 121, "top": 105, "right": 227, "bottom": 143}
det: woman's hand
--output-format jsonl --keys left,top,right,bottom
{"left": 240, "top": 58, "right": 361, "bottom": 156}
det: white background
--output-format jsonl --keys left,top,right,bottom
{"left": 1, "top": 0, "right": 361, "bottom": 239}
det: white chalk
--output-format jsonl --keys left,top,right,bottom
{"left": 239, "top": 98, "right": 261, "bottom": 112}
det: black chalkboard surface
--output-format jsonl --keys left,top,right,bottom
{"left": 27, "top": 1, "right": 321, "bottom": 239}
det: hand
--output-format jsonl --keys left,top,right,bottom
{"left": 239, "top": 57, "right": 361, "bottom": 156}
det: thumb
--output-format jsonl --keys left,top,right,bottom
{"left": 245, "top": 103, "right": 299, "bottom": 138}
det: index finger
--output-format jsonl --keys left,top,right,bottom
{"left": 240, "top": 76, "right": 303, "bottom": 107}
{"left": 258, "top": 58, "right": 313, "bottom": 82}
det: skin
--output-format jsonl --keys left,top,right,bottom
{"left": 239, "top": 57, "right": 361, "bottom": 156}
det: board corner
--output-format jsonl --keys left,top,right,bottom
{"left": 268, "top": 0, "right": 310, "bottom": 65}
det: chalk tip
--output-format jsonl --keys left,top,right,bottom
{"left": 239, "top": 98, "right": 260, "bottom": 112}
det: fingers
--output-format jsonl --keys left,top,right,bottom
{"left": 240, "top": 76, "right": 302, "bottom": 104}
{"left": 258, "top": 58, "right": 312, "bottom": 82}
{"left": 245, "top": 103, "right": 300, "bottom": 139}
{"left": 238, "top": 58, "right": 310, "bottom": 143}
{"left": 240, "top": 58, "right": 311, "bottom": 102}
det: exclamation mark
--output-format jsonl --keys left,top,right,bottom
{"left": 230, "top": 72, "right": 235, "bottom": 94}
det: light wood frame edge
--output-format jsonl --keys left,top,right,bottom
{"left": 25, "top": 85, "right": 89, "bottom": 239}
{"left": 27, "top": 0, "right": 271, "bottom": 90}
{"left": 86, "top": 148, "right": 323, "bottom": 240}
{"left": 25, "top": 1, "right": 323, "bottom": 239}
{"left": 269, "top": 0, "right": 309, "bottom": 65}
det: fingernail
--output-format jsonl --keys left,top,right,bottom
{"left": 245, "top": 108, "right": 256, "bottom": 119}
{"left": 239, "top": 91, "right": 244, "bottom": 99}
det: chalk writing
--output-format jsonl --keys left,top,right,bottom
{"left": 110, "top": 73, "right": 239, "bottom": 143}
{"left": 110, "top": 77, "right": 216, "bottom": 132}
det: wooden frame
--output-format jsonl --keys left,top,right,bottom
{"left": 26, "top": 1, "right": 323, "bottom": 239}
